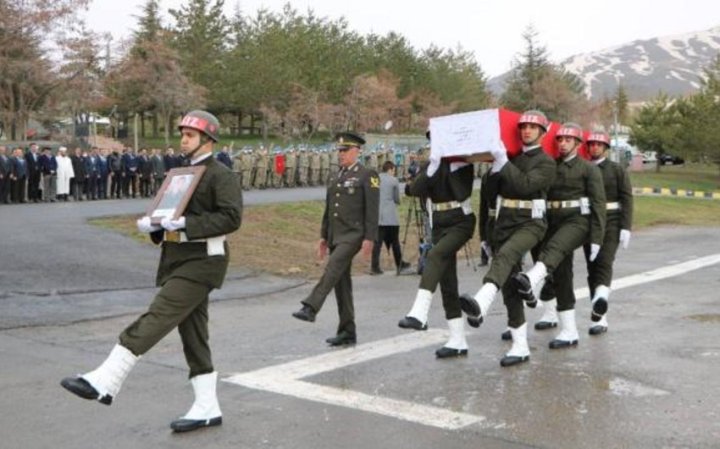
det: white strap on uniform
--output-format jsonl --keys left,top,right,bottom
{"left": 178, "top": 232, "right": 226, "bottom": 256}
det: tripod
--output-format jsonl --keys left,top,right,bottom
{"left": 401, "top": 196, "right": 432, "bottom": 274}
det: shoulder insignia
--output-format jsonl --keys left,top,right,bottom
{"left": 370, "top": 175, "right": 380, "bottom": 189}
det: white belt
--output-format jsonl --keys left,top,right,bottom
{"left": 431, "top": 200, "right": 469, "bottom": 212}
{"left": 548, "top": 200, "right": 581, "bottom": 209}
{"left": 165, "top": 232, "right": 226, "bottom": 256}
{"left": 499, "top": 198, "right": 535, "bottom": 209}
{"left": 606, "top": 202, "right": 621, "bottom": 210}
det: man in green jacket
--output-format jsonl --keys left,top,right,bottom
{"left": 292, "top": 132, "right": 380, "bottom": 346}
{"left": 61, "top": 110, "right": 243, "bottom": 433}
{"left": 513, "top": 122, "right": 606, "bottom": 349}
{"left": 459, "top": 110, "right": 556, "bottom": 367}
{"left": 583, "top": 130, "right": 633, "bottom": 335}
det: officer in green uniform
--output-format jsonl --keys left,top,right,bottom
{"left": 459, "top": 110, "right": 556, "bottom": 367}
{"left": 61, "top": 110, "right": 242, "bottom": 433}
{"left": 583, "top": 130, "right": 633, "bottom": 335}
{"left": 397, "top": 133, "right": 476, "bottom": 359}
{"left": 513, "top": 122, "right": 606, "bottom": 349}
{"left": 292, "top": 132, "right": 379, "bottom": 346}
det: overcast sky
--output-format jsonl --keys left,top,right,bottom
{"left": 83, "top": 0, "right": 720, "bottom": 77}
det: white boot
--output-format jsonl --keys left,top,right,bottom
{"left": 399, "top": 289, "right": 433, "bottom": 330}
{"left": 591, "top": 285, "right": 610, "bottom": 322}
{"left": 460, "top": 283, "right": 498, "bottom": 328}
{"left": 589, "top": 314, "right": 609, "bottom": 336}
{"left": 549, "top": 309, "right": 579, "bottom": 349}
{"left": 535, "top": 298, "right": 558, "bottom": 330}
{"left": 526, "top": 262, "right": 547, "bottom": 292}
{"left": 436, "top": 318, "right": 468, "bottom": 358}
{"left": 171, "top": 372, "right": 223, "bottom": 432}
{"left": 474, "top": 283, "right": 499, "bottom": 317}
{"left": 82, "top": 344, "right": 139, "bottom": 403}
{"left": 500, "top": 323, "right": 530, "bottom": 366}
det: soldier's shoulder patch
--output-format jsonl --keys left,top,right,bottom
{"left": 370, "top": 175, "right": 380, "bottom": 189}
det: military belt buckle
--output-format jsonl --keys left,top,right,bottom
{"left": 165, "top": 231, "right": 181, "bottom": 243}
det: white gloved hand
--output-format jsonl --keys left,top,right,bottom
{"left": 136, "top": 216, "right": 161, "bottom": 233}
{"left": 589, "top": 243, "right": 601, "bottom": 262}
{"left": 481, "top": 240, "right": 492, "bottom": 258}
{"left": 619, "top": 229, "right": 631, "bottom": 249}
{"left": 490, "top": 142, "right": 508, "bottom": 173}
{"left": 161, "top": 216, "right": 186, "bottom": 232}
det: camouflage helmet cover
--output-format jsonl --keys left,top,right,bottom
{"left": 178, "top": 110, "right": 220, "bottom": 142}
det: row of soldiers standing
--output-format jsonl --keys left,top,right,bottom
{"left": 229, "top": 146, "right": 417, "bottom": 190}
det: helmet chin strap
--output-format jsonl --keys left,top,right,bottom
{"left": 185, "top": 137, "right": 210, "bottom": 161}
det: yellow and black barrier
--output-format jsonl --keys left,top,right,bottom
{"left": 633, "top": 187, "right": 720, "bottom": 200}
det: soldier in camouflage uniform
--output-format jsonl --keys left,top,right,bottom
{"left": 329, "top": 148, "right": 339, "bottom": 177}
{"left": 61, "top": 110, "right": 242, "bottom": 433}
{"left": 319, "top": 149, "right": 330, "bottom": 185}
{"left": 459, "top": 110, "right": 556, "bottom": 367}
{"left": 309, "top": 149, "right": 321, "bottom": 186}
{"left": 292, "top": 132, "right": 379, "bottom": 346}
{"left": 241, "top": 149, "right": 253, "bottom": 190}
{"left": 512, "top": 122, "right": 606, "bottom": 350}
{"left": 254, "top": 147, "right": 269, "bottom": 189}
{"left": 285, "top": 148, "right": 297, "bottom": 187}
{"left": 298, "top": 148, "right": 309, "bottom": 187}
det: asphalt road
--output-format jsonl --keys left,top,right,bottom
{"left": 1, "top": 192, "right": 719, "bottom": 449}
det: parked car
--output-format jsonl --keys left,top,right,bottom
{"left": 658, "top": 153, "right": 685, "bottom": 165}
{"left": 642, "top": 151, "right": 657, "bottom": 164}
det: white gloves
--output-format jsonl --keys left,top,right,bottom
{"left": 589, "top": 243, "right": 601, "bottom": 262}
{"left": 619, "top": 229, "right": 631, "bottom": 249}
{"left": 490, "top": 143, "right": 508, "bottom": 173}
{"left": 161, "top": 216, "right": 186, "bottom": 232}
{"left": 136, "top": 216, "right": 161, "bottom": 233}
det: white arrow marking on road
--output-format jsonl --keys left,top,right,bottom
{"left": 223, "top": 254, "right": 720, "bottom": 430}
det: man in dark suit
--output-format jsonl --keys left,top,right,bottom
{"left": 0, "top": 145, "right": 11, "bottom": 204}
{"left": 292, "top": 132, "right": 380, "bottom": 346}
{"left": 10, "top": 148, "right": 28, "bottom": 203}
{"left": 70, "top": 147, "right": 86, "bottom": 201}
{"left": 25, "top": 143, "right": 42, "bottom": 202}
{"left": 121, "top": 147, "right": 138, "bottom": 198}
{"left": 108, "top": 150, "right": 123, "bottom": 198}
{"left": 97, "top": 148, "right": 110, "bottom": 199}
{"left": 38, "top": 147, "right": 58, "bottom": 202}
{"left": 216, "top": 145, "right": 233, "bottom": 169}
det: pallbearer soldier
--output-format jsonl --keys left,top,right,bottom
{"left": 61, "top": 110, "right": 243, "bottom": 433}
{"left": 512, "top": 122, "right": 606, "bottom": 349}
{"left": 398, "top": 131, "right": 476, "bottom": 358}
{"left": 583, "top": 130, "right": 633, "bottom": 335}
{"left": 459, "top": 110, "right": 556, "bottom": 367}
{"left": 292, "top": 132, "right": 379, "bottom": 346}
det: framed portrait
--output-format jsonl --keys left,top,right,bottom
{"left": 147, "top": 166, "right": 206, "bottom": 225}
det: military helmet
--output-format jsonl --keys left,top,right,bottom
{"left": 518, "top": 110, "right": 549, "bottom": 132}
{"left": 586, "top": 131, "right": 611, "bottom": 147}
{"left": 178, "top": 110, "right": 220, "bottom": 142}
{"left": 556, "top": 122, "right": 584, "bottom": 142}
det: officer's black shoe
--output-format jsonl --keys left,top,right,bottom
{"left": 501, "top": 330, "right": 512, "bottom": 341}
{"left": 467, "top": 315, "right": 483, "bottom": 328}
{"left": 292, "top": 305, "right": 316, "bottom": 322}
{"left": 400, "top": 261, "right": 411, "bottom": 270}
{"left": 548, "top": 339, "right": 579, "bottom": 349}
{"left": 459, "top": 293, "right": 480, "bottom": 317}
{"left": 511, "top": 273, "right": 537, "bottom": 308}
{"left": 60, "top": 376, "right": 112, "bottom": 405}
{"left": 170, "top": 416, "right": 222, "bottom": 433}
{"left": 589, "top": 325, "right": 608, "bottom": 336}
{"left": 534, "top": 321, "right": 558, "bottom": 331}
{"left": 435, "top": 347, "right": 468, "bottom": 359}
{"left": 500, "top": 355, "right": 529, "bottom": 367}
{"left": 326, "top": 331, "right": 356, "bottom": 346}
{"left": 591, "top": 298, "right": 608, "bottom": 322}
{"left": 398, "top": 316, "right": 427, "bottom": 330}
{"left": 369, "top": 268, "right": 384, "bottom": 275}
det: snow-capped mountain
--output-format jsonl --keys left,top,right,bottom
{"left": 489, "top": 26, "right": 720, "bottom": 101}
